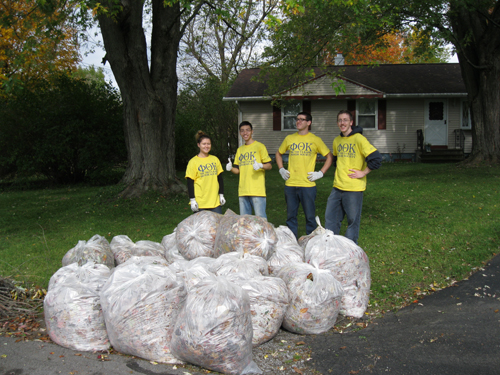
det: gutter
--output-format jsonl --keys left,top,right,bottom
{"left": 222, "top": 96, "right": 272, "bottom": 102}
{"left": 223, "top": 93, "right": 468, "bottom": 101}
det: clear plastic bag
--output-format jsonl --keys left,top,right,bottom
{"left": 268, "top": 226, "right": 304, "bottom": 276}
{"left": 62, "top": 234, "right": 114, "bottom": 268}
{"left": 161, "top": 230, "right": 186, "bottom": 263}
{"left": 305, "top": 230, "right": 371, "bottom": 318}
{"left": 44, "top": 262, "right": 111, "bottom": 351}
{"left": 298, "top": 216, "right": 326, "bottom": 249}
{"left": 100, "top": 256, "right": 186, "bottom": 364}
{"left": 277, "top": 262, "right": 343, "bottom": 335}
{"left": 110, "top": 235, "right": 134, "bottom": 265}
{"left": 176, "top": 211, "right": 222, "bottom": 259}
{"left": 171, "top": 275, "right": 261, "bottom": 375}
{"left": 213, "top": 252, "right": 269, "bottom": 278}
{"left": 214, "top": 210, "right": 277, "bottom": 260}
{"left": 230, "top": 275, "right": 289, "bottom": 347}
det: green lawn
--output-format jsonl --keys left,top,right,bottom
{"left": 1, "top": 162, "right": 499, "bottom": 314}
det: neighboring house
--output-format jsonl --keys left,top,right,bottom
{"left": 223, "top": 63, "right": 472, "bottom": 162}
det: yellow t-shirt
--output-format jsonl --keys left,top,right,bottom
{"left": 332, "top": 133, "right": 378, "bottom": 192}
{"left": 234, "top": 141, "right": 271, "bottom": 197}
{"left": 278, "top": 132, "right": 331, "bottom": 187}
{"left": 185, "top": 154, "right": 223, "bottom": 209}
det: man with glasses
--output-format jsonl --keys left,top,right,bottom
{"left": 226, "top": 121, "right": 272, "bottom": 218}
{"left": 276, "top": 112, "right": 333, "bottom": 238}
{"left": 325, "top": 109, "right": 382, "bottom": 244}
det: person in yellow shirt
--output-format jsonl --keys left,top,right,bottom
{"left": 226, "top": 121, "right": 272, "bottom": 219}
{"left": 325, "top": 110, "right": 382, "bottom": 244}
{"left": 185, "top": 131, "right": 225, "bottom": 214}
{"left": 276, "top": 112, "right": 333, "bottom": 238}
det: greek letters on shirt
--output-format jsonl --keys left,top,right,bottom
{"left": 337, "top": 143, "right": 357, "bottom": 159}
{"left": 238, "top": 151, "right": 258, "bottom": 166}
{"left": 197, "top": 162, "right": 218, "bottom": 177}
{"left": 289, "top": 142, "right": 313, "bottom": 156}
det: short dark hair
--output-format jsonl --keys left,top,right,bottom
{"left": 297, "top": 111, "right": 312, "bottom": 122}
{"left": 337, "top": 110, "right": 353, "bottom": 121}
{"left": 239, "top": 121, "right": 253, "bottom": 130}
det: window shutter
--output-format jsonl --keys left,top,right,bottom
{"left": 273, "top": 104, "right": 281, "bottom": 131}
{"left": 378, "top": 99, "right": 386, "bottom": 130}
{"left": 347, "top": 100, "right": 356, "bottom": 126}
{"left": 303, "top": 100, "right": 311, "bottom": 130}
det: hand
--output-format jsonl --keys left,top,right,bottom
{"left": 189, "top": 198, "right": 199, "bottom": 212}
{"left": 348, "top": 169, "right": 366, "bottom": 179}
{"left": 253, "top": 155, "right": 263, "bottom": 171}
{"left": 219, "top": 194, "right": 226, "bottom": 205}
{"left": 226, "top": 158, "right": 233, "bottom": 172}
{"left": 307, "top": 171, "right": 323, "bottom": 182}
{"left": 279, "top": 167, "right": 290, "bottom": 180}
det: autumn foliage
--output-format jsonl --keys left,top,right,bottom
{"left": 0, "top": 0, "right": 80, "bottom": 92}
{"left": 329, "top": 31, "right": 449, "bottom": 65}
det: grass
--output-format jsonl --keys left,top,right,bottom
{"left": 1, "top": 163, "right": 499, "bottom": 315}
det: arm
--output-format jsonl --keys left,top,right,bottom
{"left": 275, "top": 151, "right": 284, "bottom": 169}
{"left": 320, "top": 152, "right": 333, "bottom": 175}
{"left": 230, "top": 165, "right": 240, "bottom": 175}
{"left": 187, "top": 178, "right": 195, "bottom": 199}
{"left": 262, "top": 162, "right": 272, "bottom": 171}
{"left": 217, "top": 174, "right": 224, "bottom": 194}
{"left": 348, "top": 150, "right": 382, "bottom": 179}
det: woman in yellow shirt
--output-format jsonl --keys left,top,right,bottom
{"left": 185, "top": 131, "right": 225, "bottom": 214}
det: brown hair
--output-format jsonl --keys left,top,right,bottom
{"left": 195, "top": 130, "right": 211, "bottom": 144}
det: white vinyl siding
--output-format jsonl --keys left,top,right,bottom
{"left": 285, "top": 76, "right": 379, "bottom": 97}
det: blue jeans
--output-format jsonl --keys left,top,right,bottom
{"left": 239, "top": 196, "right": 267, "bottom": 219}
{"left": 284, "top": 186, "right": 317, "bottom": 239}
{"left": 325, "top": 188, "right": 364, "bottom": 244}
{"left": 200, "top": 206, "right": 222, "bottom": 214}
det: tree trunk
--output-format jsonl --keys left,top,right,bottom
{"left": 450, "top": 2, "right": 500, "bottom": 165}
{"left": 97, "top": 0, "right": 187, "bottom": 197}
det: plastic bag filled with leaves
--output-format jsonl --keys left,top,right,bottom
{"left": 305, "top": 230, "right": 371, "bottom": 318}
{"left": 170, "top": 258, "right": 218, "bottom": 292}
{"left": 298, "top": 217, "right": 326, "bottom": 250}
{"left": 268, "top": 226, "right": 304, "bottom": 276}
{"left": 100, "top": 256, "right": 186, "bottom": 364}
{"left": 176, "top": 211, "right": 222, "bottom": 260}
{"left": 110, "top": 236, "right": 167, "bottom": 265}
{"left": 215, "top": 210, "right": 277, "bottom": 260}
{"left": 212, "top": 251, "right": 269, "bottom": 278}
{"left": 171, "top": 275, "right": 262, "bottom": 375}
{"left": 230, "top": 275, "right": 289, "bottom": 347}
{"left": 277, "top": 262, "right": 343, "bottom": 335}
{"left": 161, "top": 230, "right": 186, "bottom": 263}
{"left": 44, "top": 262, "right": 111, "bottom": 351}
{"left": 62, "top": 234, "right": 114, "bottom": 268}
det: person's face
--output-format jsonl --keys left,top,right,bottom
{"left": 239, "top": 125, "right": 253, "bottom": 142}
{"left": 337, "top": 113, "right": 353, "bottom": 135}
{"left": 198, "top": 138, "right": 211, "bottom": 154}
{"left": 295, "top": 115, "right": 311, "bottom": 131}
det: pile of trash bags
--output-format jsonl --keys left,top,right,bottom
{"left": 44, "top": 210, "right": 371, "bottom": 375}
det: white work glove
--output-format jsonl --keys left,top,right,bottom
{"left": 307, "top": 171, "right": 324, "bottom": 182}
{"left": 226, "top": 158, "right": 233, "bottom": 172}
{"left": 189, "top": 198, "right": 199, "bottom": 212}
{"left": 253, "top": 156, "right": 263, "bottom": 171}
{"left": 219, "top": 194, "right": 226, "bottom": 205}
{"left": 279, "top": 167, "right": 290, "bottom": 180}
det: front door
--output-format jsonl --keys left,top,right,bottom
{"left": 424, "top": 100, "right": 448, "bottom": 146}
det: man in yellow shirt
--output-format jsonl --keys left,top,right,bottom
{"left": 325, "top": 110, "right": 382, "bottom": 244}
{"left": 226, "top": 121, "right": 272, "bottom": 218}
{"left": 276, "top": 112, "right": 333, "bottom": 238}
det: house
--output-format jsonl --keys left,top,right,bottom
{"left": 223, "top": 63, "right": 472, "bottom": 162}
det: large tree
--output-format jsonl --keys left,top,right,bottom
{"left": 92, "top": 0, "right": 278, "bottom": 197}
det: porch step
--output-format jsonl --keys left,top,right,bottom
{"left": 420, "top": 149, "right": 465, "bottom": 163}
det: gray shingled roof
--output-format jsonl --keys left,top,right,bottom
{"left": 224, "top": 63, "right": 466, "bottom": 99}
